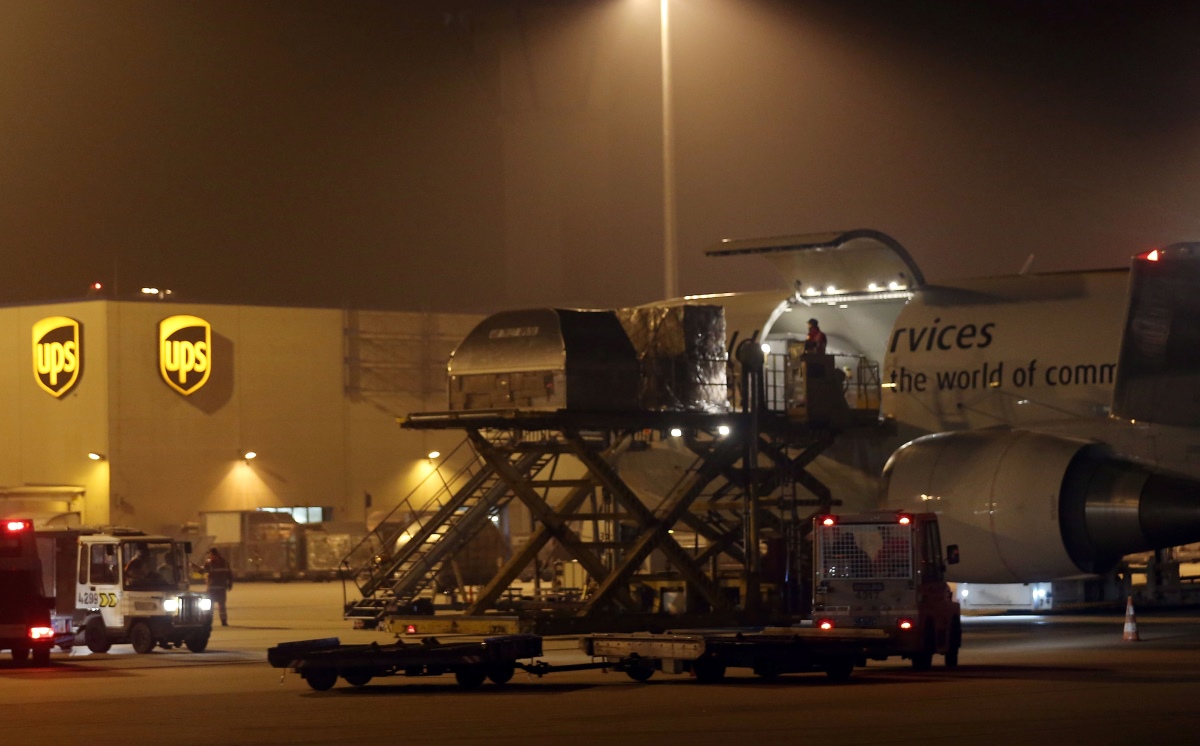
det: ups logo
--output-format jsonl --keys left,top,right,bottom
{"left": 32, "top": 316, "right": 81, "bottom": 398}
{"left": 159, "top": 315, "right": 211, "bottom": 396}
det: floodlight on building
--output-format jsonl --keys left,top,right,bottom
{"left": 141, "top": 287, "right": 159, "bottom": 295}
{"left": 88, "top": 452, "right": 106, "bottom": 461}
{"left": 717, "top": 425, "right": 731, "bottom": 437}
{"left": 669, "top": 427, "right": 683, "bottom": 438}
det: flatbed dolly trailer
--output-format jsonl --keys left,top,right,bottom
{"left": 268, "top": 634, "right": 613, "bottom": 692}
{"left": 582, "top": 626, "right": 892, "bottom": 683}
{"left": 268, "top": 626, "right": 889, "bottom": 691}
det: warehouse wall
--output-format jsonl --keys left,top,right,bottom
{"left": 0, "top": 301, "right": 111, "bottom": 523}
{"left": 1, "top": 300, "right": 479, "bottom": 535}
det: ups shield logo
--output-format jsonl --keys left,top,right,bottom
{"left": 32, "top": 316, "right": 81, "bottom": 398}
{"left": 159, "top": 315, "right": 211, "bottom": 396}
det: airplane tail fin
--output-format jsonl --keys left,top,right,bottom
{"left": 1112, "top": 243, "right": 1200, "bottom": 426}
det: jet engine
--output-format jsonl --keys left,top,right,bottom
{"left": 882, "top": 429, "right": 1200, "bottom": 583}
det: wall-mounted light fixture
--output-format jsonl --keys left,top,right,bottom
{"left": 243, "top": 451, "right": 257, "bottom": 461}
{"left": 87, "top": 452, "right": 106, "bottom": 461}
{"left": 427, "top": 451, "right": 441, "bottom": 460}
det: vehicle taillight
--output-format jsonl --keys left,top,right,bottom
{"left": 29, "top": 626, "right": 55, "bottom": 641}
{"left": 405, "top": 624, "right": 418, "bottom": 635}
{"left": 1141, "top": 249, "right": 1161, "bottom": 262}
{"left": 818, "top": 515, "right": 837, "bottom": 527}
{"left": 897, "top": 618, "right": 914, "bottom": 631}
{"left": 4, "top": 519, "right": 31, "bottom": 532}
{"left": 817, "top": 618, "right": 836, "bottom": 631}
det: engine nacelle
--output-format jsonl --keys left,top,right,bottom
{"left": 882, "top": 429, "right": 1200, "bottom": 583}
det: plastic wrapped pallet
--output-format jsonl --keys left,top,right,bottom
{"left": 617, "top": 304, "right": 729, "bottom": 412}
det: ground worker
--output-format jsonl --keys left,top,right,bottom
{"left": 805, "top": 318, "right": 828, "bottom": 355}
{"left": 201, "top": 547, "right": 234, "bottom": 626}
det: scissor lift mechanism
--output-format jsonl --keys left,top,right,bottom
{"left": 341, "top": 407, "right": 865, "bottom": 635}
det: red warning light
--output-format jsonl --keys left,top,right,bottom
{"left": 817, "top": 619, "right": 836, "bottom": 631}
{"left": 897, "top": 514, "right": 912, "bottom": 525}
{"left": 819, "top": 515, "right": 837, "bottom": 527}
{"left": 29, "top": 626, "right": 54, "bottom": 641}
{"left": 405, "top": 624, "right": 418, "bottom": 635}
{"left": 1143, "top": 249, "right": 1161, "bottom": 262}
{"left": 898, "top": 619, "right": 914, "bottom": 631}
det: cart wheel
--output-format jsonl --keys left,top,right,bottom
{"left": 692, "top": 657, "right": 726, "bottom": 684}
{"left": 31, "top": 646, "right": 51, "bottom": 667}
{"left": 185, "top": 633, "right": 210, "bottom": 653}
{"left": 130, "top": 621, "right": 156, "bottom": 655}
{"left": 824, "top": 659, "right": 854, "bottom": 683}
{"left": 455, "top": 668, "right": 487, "bottom": 689}
{"left": 486, "top": 662, "right": 515, "bottom": 685}
{"left": 625, "top": 664, "right": 654, "bottom": 682}
{"left": 10, "top": 646, "right": 29, "bottom": 664}
{"left": 304, "top": 668, "right": 338, "bottom": 692}
{"left": 84, "top": 619, "right": 111, "bottom": 654}
{"left": 342, "top": 669, "right": 374, "bottom": 687}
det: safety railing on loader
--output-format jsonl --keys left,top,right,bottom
{"left": 341, "top": 437, "right": 486, "bottom": 609}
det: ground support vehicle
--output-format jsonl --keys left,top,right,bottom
{"left": 811, "top": 511, "right": 962, "bottom": 669}
{"left": 582, "top": 627, "right": 892, "bottom": 683}
{"left": 37, "top": 527, "right": 214, "bottom": 654}
{"left": 0, "top": 519, "right": 60, "bottom": 665}
{"left": 268, "top": 633, "right": 610, "bottom": 691}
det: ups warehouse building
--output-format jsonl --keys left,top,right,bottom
{"left": 0, "top": 299, "right": 478, "bottom": 537}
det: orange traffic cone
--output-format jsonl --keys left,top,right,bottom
{"left": 1123, "top": 596, "right": 1140, "bottom": 642}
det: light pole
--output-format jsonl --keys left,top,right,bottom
{"left": 661, "top": 0, "right": 678, "bottom": 300}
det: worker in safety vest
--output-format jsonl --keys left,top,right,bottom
{"left": 201, "top": 548, "right": 234, "bottom": 626}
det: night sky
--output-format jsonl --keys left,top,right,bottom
{"left": 3, "top": 0, "right": 1200, "bottom": 312}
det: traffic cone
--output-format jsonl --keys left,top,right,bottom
{"left": 1122, "top": 596, "right": 1140, "bottom": 642}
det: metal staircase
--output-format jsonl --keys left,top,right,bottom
{"left": 343, "top": 435, "right": 553, "bottom": 624}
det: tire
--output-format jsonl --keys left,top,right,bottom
{"left": 825, "top": 659, "right": 854, "bottom": 683}
{"left": 130, "top": 621, "right": 156, "bottom": 655}
{"left": 945, "top": 620, "right": 962, "bottom": 669}
{"left": 10, "top": 646, "right": 29, "bottom": 664}
{"left": 84, "top": 619, "right": 112, "bottom": 654}
{"left": 911, "top": 625, "right": 936, "bottom": 671}
{"left": 487, "top": 662, "right": 515, "bottom": 685}
{"left": 31, "top": 646, "right": 51, "bottom": 667}
{"left": 625, "top": 664, "right": 654, "bottom": 682}
{"left": 342, "top": 669, "right": 374, "bottom": 687}
{"left": 692, "top": 657, "right": 726, "bottom": 684}
{"left": 304, "top": 668, "right": 338, "bottom": 692}
{"left": 455, "top": 667, "right": 487, "bottom": 689}
{"left": 185, "top": 633, "right": 210, "bottom": 653}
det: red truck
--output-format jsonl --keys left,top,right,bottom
{"left": 0, "top": 519, "right": 61, "bottom": 665}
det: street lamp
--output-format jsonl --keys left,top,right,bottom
{"left": 661, "top": 0, "right": 678, "bottom": 300}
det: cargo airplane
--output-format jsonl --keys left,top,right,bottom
{"left": 653, "top": 229, "right": 1200, "bottom": 588}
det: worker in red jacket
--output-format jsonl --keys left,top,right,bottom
{"left": 805, "top": 318, "right": 828, "bottom": 355}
